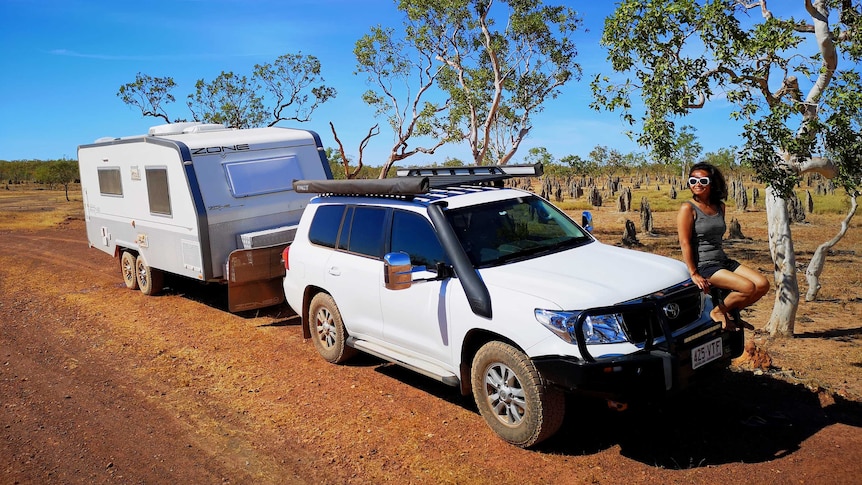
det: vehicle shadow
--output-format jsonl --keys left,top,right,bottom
{"left": 375, "top": 363, "right": 861, "bottom": 467}
{"left": 158, "top": 273, "right": 299, "bottom": 323}
{"left": 539, "top": 368, "right": 862, "bottom": 467}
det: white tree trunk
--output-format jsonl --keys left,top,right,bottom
{"left": 763, "top": 187, "right": 798, "bottom": 337}
{"left": 805, "top": 194, "right": 858, "bottom": 301}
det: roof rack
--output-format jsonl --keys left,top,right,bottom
{"left": 396, "top": 163, "right": 543, "bottom": 188}
{"left": 292, "top": 163, "right": 543, "bottom": 197}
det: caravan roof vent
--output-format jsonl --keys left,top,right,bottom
{"left": 148, "top": 122, "right": 204, "bottom": 136}
{"left": 182, "top": 123, "right": 229, "bottom": 134}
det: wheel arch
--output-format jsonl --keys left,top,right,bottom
{"left": 458, "top": 329, "right": 523, "bottom": 396}
{"left": 301, "top": 285, "right": 327, "bottom": 340}
{"left": 115, "top": 245, "right": 137, "bottom": 259}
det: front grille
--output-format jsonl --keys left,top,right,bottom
{"left": 620, "top": 284, "right": 703, "bottom": 345}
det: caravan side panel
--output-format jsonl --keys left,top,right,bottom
{"left": 77, "top": 138, "right": 208, "bottom": 281}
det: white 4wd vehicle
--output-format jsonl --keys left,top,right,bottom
{"left": 283, "top": 165, "right": 743, "bottom": 447}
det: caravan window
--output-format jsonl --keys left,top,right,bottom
{"left": 97, "top": 168, "right": 123, "bottom": 196}
{"left": 146, "top": 167, "right": 172, "bottom": 216}
{"left": 223, "top": 156, "right": 302, "bottom": 197}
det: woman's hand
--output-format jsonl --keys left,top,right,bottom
{"left": 691, "top": 272, "right": 711, "bottom": 293}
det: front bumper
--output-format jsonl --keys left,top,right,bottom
{"left": 534, "top": 324, "right": 743, "bottom": 400}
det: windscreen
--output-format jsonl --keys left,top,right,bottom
{"left": 445, "top": 195, "right": 592, "bottom": 267}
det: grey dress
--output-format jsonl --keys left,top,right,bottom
{"left": 688, "top": 200, "right": 728, "bottom": 270}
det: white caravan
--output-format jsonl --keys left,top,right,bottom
{"left": 78, "top": 122, "right": 333, "bottom": 311}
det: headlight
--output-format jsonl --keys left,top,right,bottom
{"left": 534, "top": 309, "right": 628, "bottom": 345}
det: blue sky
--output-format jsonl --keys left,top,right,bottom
{"left": 0, "top": 0, "right": 765, "bottom": 165}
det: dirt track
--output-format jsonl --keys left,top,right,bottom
{"left": 3, "top": 216, "right": 862, "bottom": 484}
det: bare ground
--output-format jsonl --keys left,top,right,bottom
{"left": 2, "top": 189, "right": 861, "bottom": 484}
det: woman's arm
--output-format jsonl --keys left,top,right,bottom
{"left": 677, "top": 202, "right": 710, "bottom": 292}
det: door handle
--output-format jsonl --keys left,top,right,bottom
{"left": 327, "top": 266, "right": 341, "bottom": 276}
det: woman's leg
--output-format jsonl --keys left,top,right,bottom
{"left": 708, "top": 268, "right": 756, "bottom": 312}
{"left": 707, "top": 265, "right": 769, "bottom": 329}
{"left": 731, "top": 264, "right": 770, "bottom": 307}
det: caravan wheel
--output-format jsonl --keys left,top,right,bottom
{"left": 120, "top": 251, "right": 138, "bottom": 290}
{"left": 135, "top": 255, "right": 164, "bottom": 296}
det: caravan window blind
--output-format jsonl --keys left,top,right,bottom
{"left": 223, "top": 155, "right": 302, "bottom": 197}
{"left": 97, "top": 168, "right": 123, "bottom": 196}
{"left": 146, "top": 167, "right": 172, "bottom": 216}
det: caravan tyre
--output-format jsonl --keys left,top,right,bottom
{"left": 135, "top": 255, "right": 164, "bottom": 296}
{"left": 120, "top": 251, "right": 139, "bottom": 290}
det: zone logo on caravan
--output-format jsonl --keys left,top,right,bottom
{"left": 191, "top": 144, "right": 251, "bottom": 155}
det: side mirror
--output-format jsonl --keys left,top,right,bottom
{"left": 384, "top": 252, "right": 413, "bottom": 290}
{"left": 581, "top": 210, "right": 593, "bottom": 233}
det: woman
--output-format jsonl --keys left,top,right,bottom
{"left": 677, "top": 162, "right": 769, "bottom": 330}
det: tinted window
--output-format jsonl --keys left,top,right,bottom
{"left": 390, "top": 211, "right": 447, "bottom": 271}
{"left": 336, "top": 206, "right": 354, "bottom": 251}
{"left": 98, "top": 167, "right": 122, "bottom": 196}
{"left": 446, "top": 195, "right": 591, "bottom": 266}
{"left": 308, "top": 205, "right": 345, "bottom": 248}
{"left": 146, "top": 167, "right": 171, "bottom": 216}
{"left": 346, "top": 206, "right": 387, "bottom": 258}
{"left": 223, "top": 156, "right": 303, "bottom": 197}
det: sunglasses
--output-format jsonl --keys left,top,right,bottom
{"left": 688, "top": 176, "right": 710, "bottom": 186}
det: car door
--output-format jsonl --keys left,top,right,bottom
{"left": 379, "top": 210, "right": 453, "bottom": 367}
{"left": 323, "top": 205, "right": 388, "bottom": 341}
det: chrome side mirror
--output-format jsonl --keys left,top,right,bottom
{"left": 384, "top": 252, "right": 413, "bottom": 290}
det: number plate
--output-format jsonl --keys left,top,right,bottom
{"left": 692, "top": 337, "right": 723, "bottom": 369}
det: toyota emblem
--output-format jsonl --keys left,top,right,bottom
{"left": 663, "top": 303, "right": 681, "bottom": 319}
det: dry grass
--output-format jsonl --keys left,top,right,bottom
{"left": 0, "top": 184, "right": 83, "bottom": 231}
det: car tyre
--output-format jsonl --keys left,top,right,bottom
{"left": 309, "top": 293, "right": 356, "bottom": 364}
{"left": 120, "top": 251, "right": 139, "bottom": 290}
{"left": 471, "top": 341, "right": 565, "bottom": 448}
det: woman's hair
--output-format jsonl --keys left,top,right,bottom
{"left": 689, "top": 162, "right": 728, "bottom": 204}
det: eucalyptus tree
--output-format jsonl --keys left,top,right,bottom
{"left": 187, "top": 71, "right": 266, "bottom": 129}
{"left": 672, "top": 125, "right": 703, "bottom": 180}
{"left": 117, "top": 73, "right": 180, "bottom": 124}
{"left": 591, "top": 0, "right": 862, "bottom": 337}
{"left": 351, "top": 25, "right": 451, "bottom": 178}
{"left": 117, "top": 53, "right": 335, "bottom": 129}
{"left": 44, "top": 159, "right": 79, "bottom": 202}
{"left": 400, "top": 0, "right": 583, "bottom": 165}
{"left": 701, "top": 147, "right": 739, "bottom": 174}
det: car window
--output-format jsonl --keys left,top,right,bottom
{"left": 346, "top": 206, "right": 387, "bottom": 258}
{"left": 308, "top": 205, "right": 345, "bottom": 248}
{"left": 447, "top": 195, "right": 591, "bottom": 266}
{"left": 390, "top": 210, "right": 448, "bottom": 271}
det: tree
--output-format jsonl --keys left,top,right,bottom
{"left": 328, "top": 122, "right": 378, "bottom": 179}
{"left": 671, "top": 125, "right": 703, "bottom": 179}
{"left": 588, "top": 145, "right": 626, "bottom": 177}
{"left": 352, "top": 25, "right": 450, "bottom": 178}
{"left": 254, "top": 54, "right": 337, "bottom": 126}
{"left": 524, "top": 146, "right": 555, "bottom": 166}
{"left": 187, "top": 71, "right": 266, "bottom": 129}
{"left": 401, "top": 0, "right": 583, "bottom": 165}
{"left": 591, "top": 0, "right": 862, "bottom": 337}
{"left": 701, "top": 147, "right": 739, "bottom": 174}
{"left": 117, "top": 73, "right": 183, "bottom": 124}
{"left": 118, "top": 53, "right": 335, "bottom": 129}
{"left": 560, "top": 154, "right": 590, "bottom": 174}
{"left": 32, "top": 160, "right": 78, "bottom": 200}
{"left": 49, "top": 160, "right": 79, "bottom": 202}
